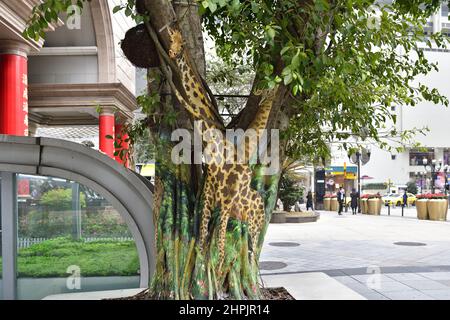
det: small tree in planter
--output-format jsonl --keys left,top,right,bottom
{"left": 278, "top": 175, "right": 304, "bottom": 212}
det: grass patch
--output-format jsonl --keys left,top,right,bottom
{"left": 0, "top": 237, "right": 139, "bottom": 278}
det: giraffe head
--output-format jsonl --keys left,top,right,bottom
{"left": 168, "top": 28, "right": 184, "bottom": 59}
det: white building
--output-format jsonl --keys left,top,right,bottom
{"left": 331, "top": 4, "right": 450, "bottom": 193}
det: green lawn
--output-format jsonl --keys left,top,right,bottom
{"left": 0, "top": 237, "right": 139, "bottom": 278}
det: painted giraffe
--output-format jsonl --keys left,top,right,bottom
{"left": 164, "top": 26, "right": 278, "bottom": 271}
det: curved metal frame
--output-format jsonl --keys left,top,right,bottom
{"left": 0, "top": 135, "right": 155, "bottom": 288}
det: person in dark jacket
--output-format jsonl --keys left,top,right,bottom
{"left": 350, "top": 188, "right": 359, "bottom": 215}
{"left": 337, "top": 187, "right": 345, "bottom": 215}
{"left": 403, "top": 191, "right": 408, "bottom": 208}
{"left": 306, "top": 191, "right": 314, "bottom": 211}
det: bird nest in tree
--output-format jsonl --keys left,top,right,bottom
{"left": 121, "top": 24, "right": 160, "bottom": 68}
{"left": 136, "top": 0, "right": 147, "bottom": 15}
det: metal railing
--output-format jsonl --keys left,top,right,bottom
{"left": 17, "top": 236, "right": 134, "bottom": 249}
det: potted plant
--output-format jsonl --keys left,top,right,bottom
{"left": 416, "top": 194, "right": 429, "bottom": 220}
{"left": 426, "top": 194, "right": 448, "bottom": 221}
{"left": 367, "top": 194, "right": 382, "bottom": 215}
{"left": 360, "top": 194, "right": 370, "bottom": 214}
{"left": 278, "top": 175, "right": 304, "bottom": 212}
{"left": 324, "top": 194, "right": 334, "bottom": 211}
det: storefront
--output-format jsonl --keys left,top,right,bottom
{"left": 325, "top": 165, "right": 358, "bottom": 194}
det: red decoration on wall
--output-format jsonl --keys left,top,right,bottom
{"left": 0, "top": 54, "right": 28, "bottom": 136}
{"left": 99, "top": 113, "right": 115, "bottom": 158}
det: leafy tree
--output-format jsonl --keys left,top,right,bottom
{"left": 26, "top": 0, "right": 449, "bottom": 299}
{"left": 278, "top": 175, "right": 304, "bottom": 211}
{"left": 40, "top": 188, "right": 86, "bottom": 211}
{"left": 407, "top": 181, "right": 419, "bottom": 195}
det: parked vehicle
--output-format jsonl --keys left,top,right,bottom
{"left": 382, "top": 193, "right": 416, "bottom": 206}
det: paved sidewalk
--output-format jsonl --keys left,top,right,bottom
{"left": 260, "top": 211, "right": 450, "bottom": 300}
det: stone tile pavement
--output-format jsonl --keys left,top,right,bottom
{"left": 260, "top": 210, "right": 450, "bottom": 300}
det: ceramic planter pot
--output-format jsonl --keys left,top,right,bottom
{"left": 361, "top": 199, "right": 368, "bottom": 214}
{"left": 427, "top": 199, "right": 447, "bottom": 221}
{"left": 367, "top": 198, "right": 381, "bottom": 215}
{"left": 446, "top": 200, "right": 449, "bottom": 220}
{"left": 416, "top": 199, "right": 428, "bottom": 220}
{"left": 324, "top": 198, "right": 331, "bottom": 211}
{"left": 330, "top": 198, "right": 338, "bottom": 212}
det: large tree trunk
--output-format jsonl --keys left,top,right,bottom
{"left": 150, "top": 164, "right": 280, "bottom": 300}
{"left": 141, "top": 0, "right": 286, "bottom": 300}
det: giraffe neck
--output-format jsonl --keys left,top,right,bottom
{"left": 167, "top": 28, "right": 219, "bottom": 127}
{"left": 242, "top": 87, "right": 278, "bottom": 162}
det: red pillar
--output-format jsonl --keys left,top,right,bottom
{"left": 99, "top": 108, "right": 115, "bottom": 158}
{"left": 0, "top": 42, "right": 29, "bottom": 136}
{"left": 115, "top": 123, "right": 130, "bottom": 167}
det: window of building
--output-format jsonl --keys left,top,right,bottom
{"left": 409, "top": 148, "right": 434, "bottom": 166}
{"left": 442, "top": 4, "right": 449, "bottom": 17}
{"left": 1, "top": 174, "right": 140, "bottom": 300}
{"left": 391, "top": 155, "right": 397, "bottom": 160}
{"left": 391, "top": 106, "right": 396, "bottom": 112}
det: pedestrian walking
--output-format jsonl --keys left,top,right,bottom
{"left": 337, "top": 187, "right": 345, "bottom": 215}
{"left": 403, "top": 191, "right": 408, "bottom": 208}
{"left": 350, "top": 188, "right": 359, "bottom": 215}
{"left": 306, "top": 191, "right": 314, "bottom": 211}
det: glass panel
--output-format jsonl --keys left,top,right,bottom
{"left": 16, "top": 174, "right": 140, "bottom": 300}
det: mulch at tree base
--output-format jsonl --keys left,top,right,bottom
{"left": 110, "top": 287, "right": 295, "bottom": 300}
{"left": 261, "top": 287, "right": 295, "bottom": 300}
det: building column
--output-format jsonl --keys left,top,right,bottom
{"left": 0, "top": 40, "right": 30, "bottom": 136}
{"left": 99, "top": 107, "right": 115, "bottom": 158}
{"left": 115, "top": 122, "right": 130, "bottom": 167}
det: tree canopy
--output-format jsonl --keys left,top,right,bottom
{"left": 25, "top": 0, "right": 449, "bottom": 162}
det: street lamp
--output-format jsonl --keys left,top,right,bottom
{"left": 422, "top": 157, "right": 442, "bottom": 194}
{"left": 415, "top": 171, "right": 426, "bottom": 194}
{"left": 349, "top": 149, "right": 371, "bottom": 213}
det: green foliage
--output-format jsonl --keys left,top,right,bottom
{"left": 362, "top": 182, "right": 388, "bottom": 191}
{"left": 0, "top": 237, "right": 139, "bottom": 277}
{"left": 24, "top": 0, "right": 87, "bottom": 40}
{"left": 24, "top": 0, "right": 450, "bottom": 161}
{"left": 19, "top": 209, "right": 131, "bottom": 238}
{"left": 206, "top": 56, "right": 254, "bottom": 123}
{"left": 406, "top": 181, "right": 419, "bottom": 195}
{"left": 201, "top": 0, "right": 449, "bottom": 159}
{"left": 40, "top": 188, "right": 86, "bottom": 211}
{"left": 278, "top": 174, "right": 304, "bottom": 211}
